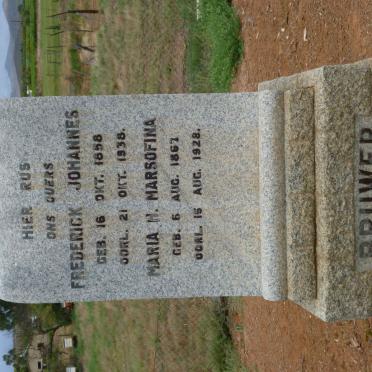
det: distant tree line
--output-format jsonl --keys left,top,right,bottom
{"left": 1, "top": 300, "right": 32, "bottom": 371}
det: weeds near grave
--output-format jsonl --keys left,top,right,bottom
{"left": 180, "top": 0, "right": 243, "bottom": 92}
{"left": 200, "top": 301, "right": 249, "bottom": 372}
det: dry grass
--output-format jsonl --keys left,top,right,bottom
{"left": 74, "top": 298, "right": 247, "bottom": 372}
{"left": 91, "top": 0, "right": 187, "bottom": 95}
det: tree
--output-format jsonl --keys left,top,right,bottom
{"left": 3, "top": 348, "right": 29, "bottom": 371}
{"left": 3, "top": 349, "right": 15, "bottom": 366}
{"left": 0, "top": 300, "right": 14, "bottom": 331}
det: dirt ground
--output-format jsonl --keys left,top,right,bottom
{"left": 232, "top": 0, "right": 372, "bottom": 91}
{"left": 231, "top": 1, "right": 372, "bottom": 371}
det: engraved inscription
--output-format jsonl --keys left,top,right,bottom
{"left": 17, "top": 109, "right": 206, "bottom": 289}
{"left": 356, "top": 116, "right": 372, "bottom": 271}
{"left": 19, "top": 162, "right": 32, "bottom": 191}
{"left": 65, "top": 110, "right": 81, "bottom": 191}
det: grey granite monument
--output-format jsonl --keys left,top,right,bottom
{"left": 0, "top": 60, "right": 371, "bottom": 322}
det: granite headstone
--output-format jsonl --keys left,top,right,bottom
{"left": 0, "top": 59, "right": 371, "bottom": 322}
{"left": 0, "top": 94, "right": 262, "bottom": 302}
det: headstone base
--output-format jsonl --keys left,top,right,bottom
{"left": 260, "top": 59, "right": 372, "bottom": 321}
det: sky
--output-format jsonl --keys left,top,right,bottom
{"left": 0, "top": 330, "right": 13, "bottom": 371}
{"left": 0, "top": 0, "right": 15, "bottom": 370}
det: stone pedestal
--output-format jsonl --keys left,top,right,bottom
{"left": 259, "top": 59, "right": 372, "bottom": 321}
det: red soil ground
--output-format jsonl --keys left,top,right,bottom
{"left": 231, "top": 1, "right": 372, "bottom": 371}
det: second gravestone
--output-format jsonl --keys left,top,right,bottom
{"left": 0, "top": 59, "right": 371, "bottom": 322}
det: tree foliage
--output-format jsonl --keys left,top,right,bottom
{"left": 3, "top": 348, "right": 15, "bottom": 366}
{"left": 0, "top": 300, "right": 14, "bottom": 331}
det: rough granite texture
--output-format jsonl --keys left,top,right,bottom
{"left": 0, "top": 93, "right": 261, "bottom": 303}
{"left": 260, "top": 60, "right": 372, "bottom": 321}
{"left": 258, "top": 90, "right": 287, "bottom": 301}
{"left": 284, "top": 88, "right": 316, "bottom": 302}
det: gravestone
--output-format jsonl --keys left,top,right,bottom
{"left": 0, "top": 60, "right": 371, "bottom": 322}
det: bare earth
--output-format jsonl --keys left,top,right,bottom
{"left": 231, "top": 1, "right": 372, "bottom": 371}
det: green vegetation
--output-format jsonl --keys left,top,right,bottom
{"left": 20, "top": 0, "right": 242, "bottom": 96}
{"left": 1, "top": 301, "right": 73, "bottom": 372}
{"left": 181, "top": 0, "right": 243, "bottom": 92}
{"left": 40, "top": 0, "right": 62, "bottom": 95}
{"left": 21, "top": 0, "right": 98, "bottom": 96}
{"left": 91, "top": 0, "right": 242, "bottom": 95}
{"left": 19, "top": 0, "right": 37, "bottom": 95}
{"left": 20, "top": 0, "right": 62, "bottom": 95}
{"left": 0, "top": 300, "right": 13, "bottom": 331}
{"left": 206, "top": 303, "right": 248, "bottom": 372}
{"left": 29, "top": 303, "right": 71, "bottom": 331}
{"left": 73, "top": 299, "right": 247, "bottom": 372}
{"left": 69, "top": 33, "right": 84, "bottom": 94}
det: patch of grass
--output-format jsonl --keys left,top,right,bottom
{"left": 83, "top": 303, "right": 100, "bottom": 372}
{"left": 92, "top": 0, "right": 241, "bottom": 95}
{"left": 181, "top": 0, "right": 243, "bottom": 92}
{"left": 69, "top": 34, "right": 84, "bottom": 93}
{"left": 20, "top": 0, "right": 37, "bottom": 95}
{"left": 73, "top": 299, "right": 247, "bottom": 372}
{"left": 70, "top": 49, "right": 81, "bottom": 72}
{"left": 40, "top": 0, "right": 62, "bottom": 95}
{"left": 200, "top": 301, "right": 248, "bottom": 372}
{"left": 21, "top": 0, "right": 97, "bottom": 96}
{"left": 71, "top": 310, "right": 85, "bottom": 359}
{"left": 19, "top": 0, "right": 62, "bottom": 95}
{"left": 91, "top": 0, "right": 191, "bottom": 95}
